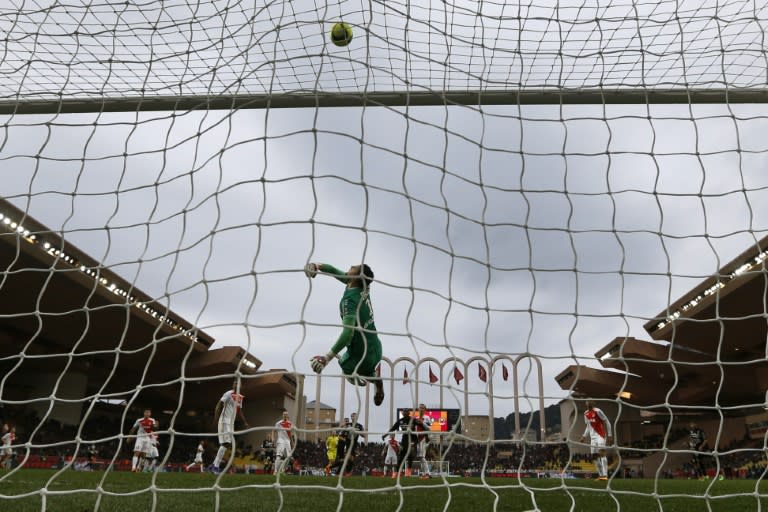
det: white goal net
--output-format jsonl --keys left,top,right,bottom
{"left": 1, "top": 0, "right": 767, "bottom": 510}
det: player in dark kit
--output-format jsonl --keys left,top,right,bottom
{"left": 331, "top": 414, "right": 366, "bottom": 474}
{"left": 687, "top": 421, "right": 709, "bottom": 479}
{"left": 384, "top": 409, "right": 417, "bottom": 476}
{"left": 330, "top": 418, "right": 350, "bottom": 475}
{"left": 347, "top": 413, "right": 366, "bottom": 460}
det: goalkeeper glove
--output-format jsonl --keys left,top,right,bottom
{"left": 310, "top": 352, "right": 336, "bottom": 374}
{"left": 304, "top": 263, "right": 318, "bottom": 278}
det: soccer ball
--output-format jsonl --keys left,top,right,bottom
{"left": 330, "top": 22, "right": 353, "bottom": 47}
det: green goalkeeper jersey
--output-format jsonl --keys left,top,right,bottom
{"left": 338, "top": 286, "right": 378, "bottom": 350}
{"left": 321, "top": 264, "right": 382, "bottom": 378}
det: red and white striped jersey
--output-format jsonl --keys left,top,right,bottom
{"left": 274, "top": 419, "right": 293, "bottom": 444}
{"left": 386, "top": 437, "right": 400, "bottom": 458}
{"left": 133, "top": 417, "right": 158, "bottom": 438}
{"left": 583, "top": 408, "right": 612, "bottom": 439}
{"left": 416, "top": 414, "right": 433, "bottom": 440}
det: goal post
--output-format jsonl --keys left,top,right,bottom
{"left": 420, "top": 460, "right": 449, "bottom": 477}
{"left": 3, "top": 88, "right": 768, "bottom": 115}
{"left": 1, "top": 0, "right": 768, "bottom": 510}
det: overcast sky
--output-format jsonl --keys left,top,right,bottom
{"left": 1, "top": 0, "right": 767, "bottom": 435}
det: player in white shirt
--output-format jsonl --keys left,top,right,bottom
{"left": 382, "top": 433, "right": 400, "bottom": 478}
{"left": 0, "top": 424, "right": 16, "bottom": 469}
{"left": 415, "top": 404, "right": 433, "bottom": 479}
{"left": 272, "top": 409, "right": 295, "bottom": 474}
{"left": 579, "top": 400, "right": 613, "bottom": 481}
{"left": 210, "top": 380, "right": 249, "bottom": 474}
{"left": 128, "top": 409, "right": 158, "bottom": 472}
{"left": 144, "top": 433, "right": 160, "bottom": 472}
{"left": 186, "top": 440, "right": 206, "bottom": 472}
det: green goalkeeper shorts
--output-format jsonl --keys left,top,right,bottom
{"left": 338, "top": 337, "right": 382, "bottom": 384}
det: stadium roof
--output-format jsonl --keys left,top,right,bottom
{"left": 0, "top": 198, "right": 293, "bottom": 419}
{"left": 556, "top": 234, "right": 768, "bottom": 413}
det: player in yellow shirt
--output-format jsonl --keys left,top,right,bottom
{"left": 325, "top": 431, "right": 339, "bottom": 476}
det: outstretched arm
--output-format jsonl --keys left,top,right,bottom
{"left": 329, "top": 315, "right": 356, "bottom": 356}
{"left": 306, "top": 263, "right": 350, "bottom": 284}
{"left": 320, "top": 264, "right": 349, "bottom": 283}
{"left": 311, "top": 315, "right": 356, "bottom": 374}
{"left": 382, "top": 420, "right": 402, "bottom": 440}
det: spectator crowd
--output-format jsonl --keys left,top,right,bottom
{"left": 1, "top": 403, "right": 766, "bottom": 479}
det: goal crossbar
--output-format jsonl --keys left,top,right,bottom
{"left": 3, "top": 88, "right": 768, "bottom": 115}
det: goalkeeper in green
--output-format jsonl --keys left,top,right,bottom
{"left": 306, "top": 262, "right": 385, "bottom": 406}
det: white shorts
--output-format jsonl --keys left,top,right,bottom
{"left": 134, "top": 437, "right": 153, "bottom": 455}
{"left": 589, "top": 435, "right": 606, "bottom": 454}
{"left": 384, "top": 453, "right": 397, "bottom": 465}
{"left": 218, "top": 422, "right": 234, "bottom": 445}
{"left": 276, "top": 441, "right": 292, "bottom": 459}
{"left": 417, "top": 439, "right": 429, "bottom": 458}
{"left": 193, "top": 454, "right": 203, "bottom": 464}
{"left": 1, "top": 447, "right": 12, "bottom": 457}
{"left": 149, "top": 445, "right": 159, "bottom": 458}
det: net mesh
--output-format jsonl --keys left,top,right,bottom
{"left": 1, "top": 0, "right": 768, "bottom": 510}
{"left": 1, "top": 0, "right": 765, "bottom": 103}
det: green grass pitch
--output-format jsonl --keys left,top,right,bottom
{"left": 1, "top": 469, "right": 767, "bottom": 511}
